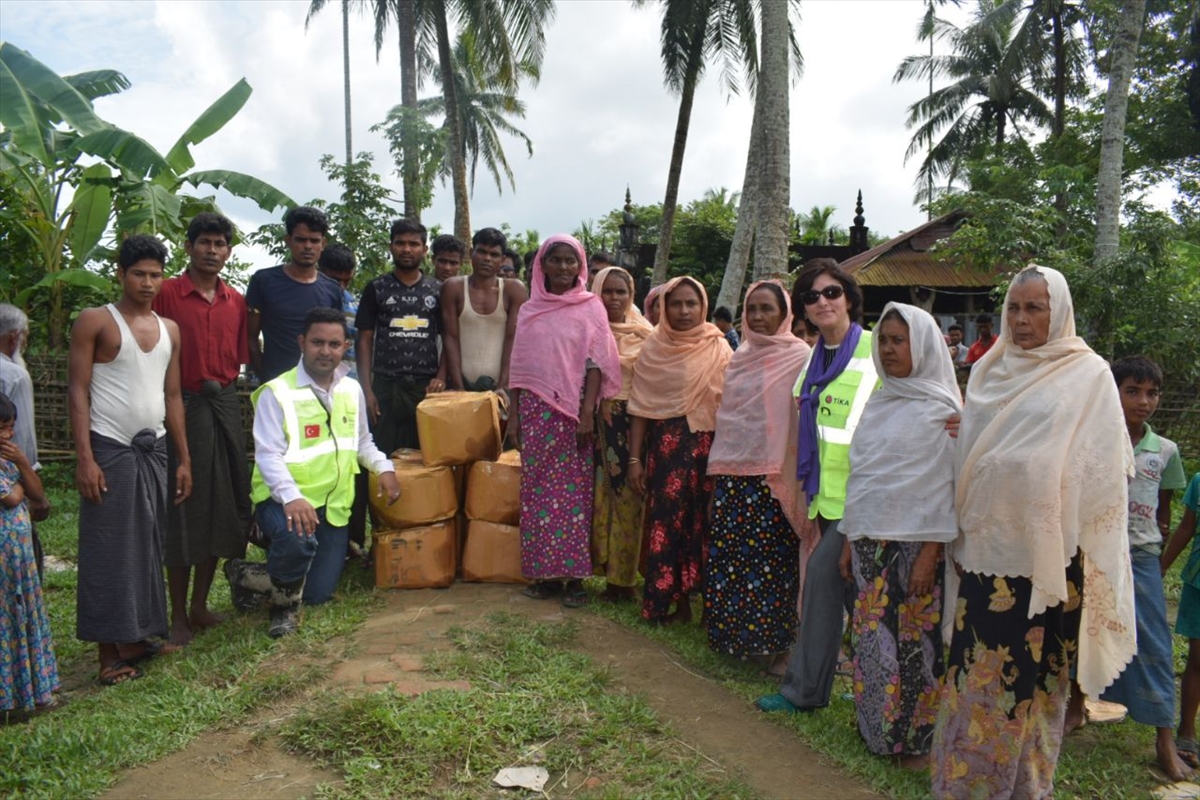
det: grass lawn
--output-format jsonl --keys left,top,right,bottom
{"left": 6, "top": 464, "right": 1197, "bottom": 798}
{"left": 282, "top": 612, "right": 756, "bottom": 798}
{"left": 1, "top": 465, "right": 381, "bottom": 797}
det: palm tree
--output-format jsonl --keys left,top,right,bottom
{"left": 307, "top": 0, "right": 423, "bottom": 219}
{"left": 751, "top": 0, "right": 791, "bottom": 281}
{"left": 424, "top": 0, "right": 554, "bottom": 240}
{"left": 1095, "top": 0, "right": 1148, "bottom": 264}
{"left": 636, "top": 0, "right": 803, "bottom": 287}
{"left": 418, "top": 31, "right": 535, "bottom": 198}
{"left": 895, "top": 0, "right": 1053, "bottom": 201}
{"left": 304, "top": 0, "right": 354, "bottom": 167}
{"left": 796, "top": 205, "right": 841, "bottom": 245}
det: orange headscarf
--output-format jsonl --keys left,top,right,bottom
{"left": 589, "top": 266, "right": 652, "bottom": 400}
{"left": 627, "top": 276, "right": 732, "bottom": 432}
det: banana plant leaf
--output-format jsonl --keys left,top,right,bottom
{"left": 68, "top": 163, "right": 114, "bottom": 265}
{"left": 164, "top": 78, "right": 252, "bottom": 175}
{"left": 182, "top": 169, "right": 294, "bottom": 212}
{"left": 73, "top": 128, "right": 171, "bottom": 180}
{"left": 15, "top": 268, "right": 112, "bottom": 305}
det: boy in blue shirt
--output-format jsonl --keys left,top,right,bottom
{"left": 1162, "top": 470, "right": 1200, "bottom": 769}
{"left": 1095, "top": 356, "right": 1190, "bottom": 779}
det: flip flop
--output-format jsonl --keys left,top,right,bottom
{"left": 522, "top": 581, "right": 562, "bottom": 600}
{"left": 562, "top": 585, "right": 590, "bottom": 608}
{"left": 98, "top": 660, "right": 144, "bottom": 686}
{"left": 1176, "top": 737, "right": 1200, "bottom": 769}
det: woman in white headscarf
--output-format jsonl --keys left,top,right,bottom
{"left": 930, "top": 264, "right": 1135, "bottom": 799}
{"left": 838, "top": 302, "right": 961, "bottom": 766}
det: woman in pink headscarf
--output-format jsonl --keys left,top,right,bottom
{"left": 705, "top": 281, "right": 812, "bottom": 674}
{"left": 627, "top": 277, "right": 733, "bottom": 624}
{"left": 508, "top": 236, "right": 621, "bottom": 608}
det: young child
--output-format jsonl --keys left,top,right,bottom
{"left": 1099, "top": 356, "right": 1190, "bottom": 778}
{"left": 1, "top": 392, "right": 59, "bottom": 716}
{"left": 1162, "top": 467, "right": 1200, "bottom": 769}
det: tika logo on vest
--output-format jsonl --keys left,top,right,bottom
{"left": 304, "top": 424, "right": 321, "bottom": 439}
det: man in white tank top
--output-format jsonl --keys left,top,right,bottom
{"left": 441, "top": 227, "right": 528, "bottom": 393}
{"left": 68, "top": 235, "right": 192, "bottom": 687}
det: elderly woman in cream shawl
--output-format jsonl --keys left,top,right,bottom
{"left": 838, "top": 302, "right": 961, "bottom": 767}
{"left": 931, "top": 265, "right": 1135, "bottom": 800}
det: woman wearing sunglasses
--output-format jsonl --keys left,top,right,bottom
{"left": 757, "top": 258, "right": 880, "bottom": 714}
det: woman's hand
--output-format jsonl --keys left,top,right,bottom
{"left": 576, "top": 414, "right": 595, "bottom": 451}
{"left": 506, "top": 413, "right": 522, "bottom": 451}
{"left": 627, "top": 461, "right": 645, "bottom": 495}
{"left": 600, "top": 399, "right": 613, "bottom": 426}
{"left": 944, "top": 414, "right": 961, "bottom": 439}
{"left": 838, "top": 538, "right": 853, "bottom": 583}
{"left": 908, "top": 542, "right": 943, "bottom": 597}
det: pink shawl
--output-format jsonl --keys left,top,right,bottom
{"left": 508, "top": 234, "right": 621, "bottom": 421}
{"left": 707, "top": 280, "right": 813, "bottom": 537}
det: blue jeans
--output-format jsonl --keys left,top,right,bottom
{"left": 256, "top": 500, "right": 348, "bottom": 605}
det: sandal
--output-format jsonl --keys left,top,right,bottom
{"left": 98, "top": 660, "right": 144, "bottom": 686}
{"left": 562, "top": 582, "right": 590, "bottom": 609}
{"left": 522, "top": 581, "right": 562, "bottom": 600}
{"left": 1177, "top": 737, "right": 1200, "bottom": 769}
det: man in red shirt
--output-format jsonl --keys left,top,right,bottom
{"left": 153, "top": 213, "right": 252, "bottom": 645}
{"left": 965, "top": 313, "right": 996, "bottom": 365}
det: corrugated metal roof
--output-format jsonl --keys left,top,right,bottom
{"left": 839, "top": 210, "right": 1002, "bottom": 287}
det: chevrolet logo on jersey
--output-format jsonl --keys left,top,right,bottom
{"left": 389, "top": 315, "right": 429, "bottom": 331}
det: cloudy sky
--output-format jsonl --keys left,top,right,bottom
{"left": 2, "top": 0, "right": 952, "bottom": 268}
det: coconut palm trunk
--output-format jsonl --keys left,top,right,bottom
{"left": 342, "top": 0, "right": 352, "bottom": 166}
{"left": 651, "top": 30, "right": 706, "bottom": 287}
{"left": 434, "top": 5, "right": 471, "bottom": 240}
{"left": 398, "top": 0, "right": 420, "bottom": 221}
{"left": 751, "top": 0, "right": 790, "bottom": 281}
{"left": 1094, "top": 0, "right": 1147, "bottom": 264}
{"left": 715, "top": 79, "right": 764, "bottom": 312}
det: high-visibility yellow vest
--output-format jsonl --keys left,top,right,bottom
{"left": 793, "top": 332, "right": 879, "bottom": 521}
{"left": 250, "top": 369, "right": 361, "bottom": 526}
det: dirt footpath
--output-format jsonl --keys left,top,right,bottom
{"left": 104, "top": 583, "right": 876, "bottom": 800}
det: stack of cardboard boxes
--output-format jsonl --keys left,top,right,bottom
{"left": 369, "top": 391, "right": 525, "bottom": 588}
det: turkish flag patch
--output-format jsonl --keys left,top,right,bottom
{"left": 304, "top": 424, "right": 321, "bottom": 439}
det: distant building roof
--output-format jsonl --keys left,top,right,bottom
{"left": 839, "top": 210, "right": 1000, "bottom": 287}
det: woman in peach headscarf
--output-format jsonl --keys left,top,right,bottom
{"left": 627, "top": 277, "right": 732, "bottom": 624}
{"left": 705, "top": 280, "right": 812, "bottom": 673}
{"left": 589, "top": 266, "right": 653, "bottom": 603}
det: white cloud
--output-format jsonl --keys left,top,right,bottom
{"left": 2, "top": 0, "right": 947, "bottom": 268}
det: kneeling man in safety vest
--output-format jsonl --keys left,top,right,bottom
{"left": 226, "top": 307, "right": 401, "bottom": 637}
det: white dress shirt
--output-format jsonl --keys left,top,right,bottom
{"left": 253, "top": 359, "right": 394, "bottom": 506}
{"left": 0, "top": 352, "right": 39, "bottom": 470}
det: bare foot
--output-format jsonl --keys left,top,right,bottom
{"left": 898, "top": 753, "right": 929, "bottom": 771}
{"left": 765, "top": 653, "right": 788, "bottom": 679}
{"left": 189, "top": 607, "right": 225, "bottom": 630}
{"left": 1063, "top": 707, "right": 1086, "bottom": 737}
{"left": 169, "top": 617, "right": 193, "bottom": 646}
{"left": 1159, "top": 735, "right": 1196, "bottom": 782}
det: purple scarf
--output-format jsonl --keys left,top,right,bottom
{"left": 796, "top": 323, "right": 863, "bottom": 503}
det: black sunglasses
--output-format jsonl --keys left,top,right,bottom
{"left": 800, "top": 285, "right": 845, "bottom": 305}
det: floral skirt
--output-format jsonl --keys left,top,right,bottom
{"left": 1, "top": 505, "right": 59, "bottom": 712}
{"left": 705, "top": 475, "right": 799, "bottom": 657}
{"left": 931, "top": 554, "right": 1082, "bottom": 799}
{"left": 518, "top": 392, "right": 594, "bottom": 581}
{"left": 640, "top": 417, "right": 713, "bottom": 621}
{"left": 850, "top": 538, "right": 943, "bottom": 756}
{"left": 591, "top": 401, "right": 644, "bottom": 588}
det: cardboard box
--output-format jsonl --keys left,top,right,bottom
{"left": 417, "top": 391, "right": 501, "bottom": 466}
{"left": 461, "top": 519, "right": 525, "bottom": 584}
{"left": 464, "top": 450, "right": 522, "bottom": 525}
{"left": 369, "top": 460, "right": 458, "bottom": 529}
{"left": 374, "top": 520, "right": 457, "bottom": 589}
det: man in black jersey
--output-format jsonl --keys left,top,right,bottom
{"left": 355, "top": 220, "right": 447, "bottom": 453}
